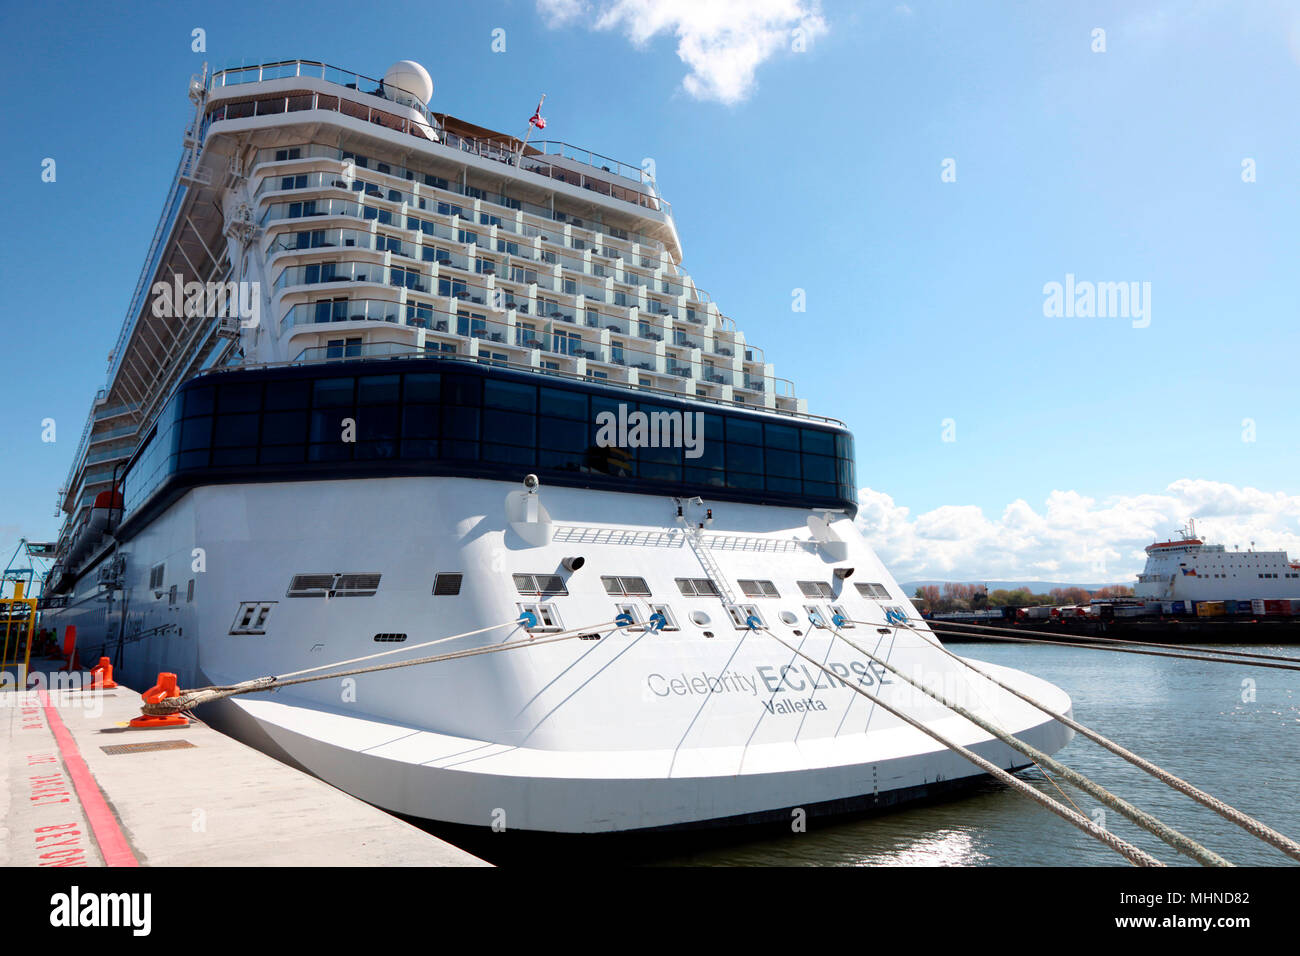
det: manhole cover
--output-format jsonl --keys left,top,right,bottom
{"left": 101, "top": 739, "right": 197, "bottom": 756}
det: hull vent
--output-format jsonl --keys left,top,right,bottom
{"left": 433, "top": 573, "right": 463, "bottom": 595}
{"left": 854, "top": 582, "right": 891, "bottom": 600}
{"left": 288, "top": 573, "right": 381, "bottom": 598}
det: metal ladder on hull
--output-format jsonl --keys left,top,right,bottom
{"left": 685, "top": 529, "right": 739, "bottom": 608}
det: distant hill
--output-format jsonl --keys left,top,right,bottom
{"left": 901, "top": 580, "right": 1124, "bottom": 594}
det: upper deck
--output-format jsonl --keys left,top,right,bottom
{"left": 203, "top": 60, "right": 677, "bottom": 257}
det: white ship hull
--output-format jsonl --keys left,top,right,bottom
{"left": 44, "top": 476, "right": 1074, "bottom": 833}
{"left": 1134, "top": 531, "right": 1300, "bottom": 604}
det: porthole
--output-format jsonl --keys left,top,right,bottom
{"left": 690, "top": 610, "right": 711, "bottom": 626}
{"left": 779, "top": 610, "right": 798, "bottom": 625}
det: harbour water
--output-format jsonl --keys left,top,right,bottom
{"left": 434, "top": 641, "right": 1300, "bottom": 866}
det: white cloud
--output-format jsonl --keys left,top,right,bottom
{"left": 855, "top": 479, "right": 1300, "bottom": 584}
{"left": 536, "top": 0, "right": 827, "bottom": 104}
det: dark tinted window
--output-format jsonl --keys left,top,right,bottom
{"left": 357, "top": 375, "right": 400, "bottom": 404}
{"left": 183, "top": 386, "right": 214, "bottom": 417}
{"left": 314, "top": 377, "right": 354, "bottom": 407}
{"left": 218, "top": 382, "right": 262, "bottom": 413}
{"left": 540, "top": 387, "right": 587, "bottom": 420}
{"left": 265, "top": 379, "right": 311, "bottom": 409}
{"left": 726, "top": 417, "right": 762, "bottom": 446}
{"left": 485, "top": 379, "right": 536, "bottom": 412}
{"left": 122, "top": 363, "right": 858, "bottom": 522}
{"left": 404, "top": 372, "right": 440, "bottom": 402}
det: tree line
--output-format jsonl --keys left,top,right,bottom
{"left": 911, "top": 582, "right": 1135, "bottom": 613}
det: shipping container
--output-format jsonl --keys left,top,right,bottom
{"left": 1196, "top": 601, "right": 1226, "bottom": 617}
{"left": 1234, "top": 600, "right": 1254, "bottom": 615}
{"left": 1251, "top": 599, "right": 1267, "bottom": 615}
{"left": 1265, "top": 599, "right": 1294, "bottom": 616}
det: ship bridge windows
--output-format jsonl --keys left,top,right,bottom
{"left": 738, "top": 579, "right": 780, "bottom": 598}
{"left": 798, "top": 580, "right": 834, "bottom": 598}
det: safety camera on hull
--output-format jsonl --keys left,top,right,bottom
{"left": 523, "top": 474, "right": 540, "bottom": 491}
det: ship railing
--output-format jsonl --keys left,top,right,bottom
{"left": 208, "top": 59, "right": 668, "bottom": 217}
{"left": 256, "top": 184, "right": 708, "bottom": 301}
{"left": 206, "top": 74, "right": 669, "bottom": 218}
{"left": 274, "top": 302, "right": 794, "bottom": 401}
{"left": 274, "top": 271, "right": 760, "bottom": 365}
{"left": 527, "top": 141, "right": 652, "bottom": 188}
{"left": 193, "top": 340, "right": 828, "bottom": 423}
{"left": 61, "top": 154, "right": 189, "bottom": 511}
{"left": 207, "top": 91, "right": 437, "bottom": 142}
{"left": 213, "top": 62, "right": 654, "bottom": 187}
{"left": 248, "top": 144, "right": 679, "bottom": 255}
{"left": 262, "top": 222, "right": 736, "bottom": 344}
{"left": 210, "top": 59, "right": 438, "bottom": 123}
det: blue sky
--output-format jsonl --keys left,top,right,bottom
{"left": 1, "top": 0, "right": 1297, "bottom": 582}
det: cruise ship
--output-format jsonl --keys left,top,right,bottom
{"left": 40, "top": 58, "right": 1073, "bottom": 833}
{"left": 1135, "top": 521, "right": 1300, "bottom": 603}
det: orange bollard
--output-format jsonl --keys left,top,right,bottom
{"left": 59, "top": 625, "right": 81, "bottom": 672}
{"left": 128, "top": 672, "right": 189, "bottom": 728}
{"left": 88, "top": 656, "right": 118, "bottom": 690}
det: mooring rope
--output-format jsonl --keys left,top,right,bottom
{"left": 920, "top": 616, "right": 1300, "bottom": 671}
{"left": 142, "top": 618, "right": 622, "bottom": 715}
{"left": 923, "top": 620, "right": 1300, "bottom": 672}
{"left": 760, "top": 627, "right": 1165, "bottom": 866}
{"left": 878, "top": 615, "right": 1300, "bottom": 863}
{"left": 823, "top": 623, "right": 1231, "bottom": 866}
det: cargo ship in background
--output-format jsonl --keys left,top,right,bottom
{"left": 926, "top": 521, "right": 1300, "bottom": 636}
{"left": 33, "top": 58, "right": 1075, "bottom": 833}
{"left": 1134, "top": 520, "right": 1300, "bottom": 605}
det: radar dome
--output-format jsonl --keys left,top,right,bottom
{"left": 383, "top": 60, "right": 432, "bottom": 107}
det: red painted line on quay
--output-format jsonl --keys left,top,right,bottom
{"left": 37, "top": 690, "right": 138, "bottom": 867}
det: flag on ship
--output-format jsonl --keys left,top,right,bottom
{"left": 529, "top": 97, "right": 546, "bottom": 130}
